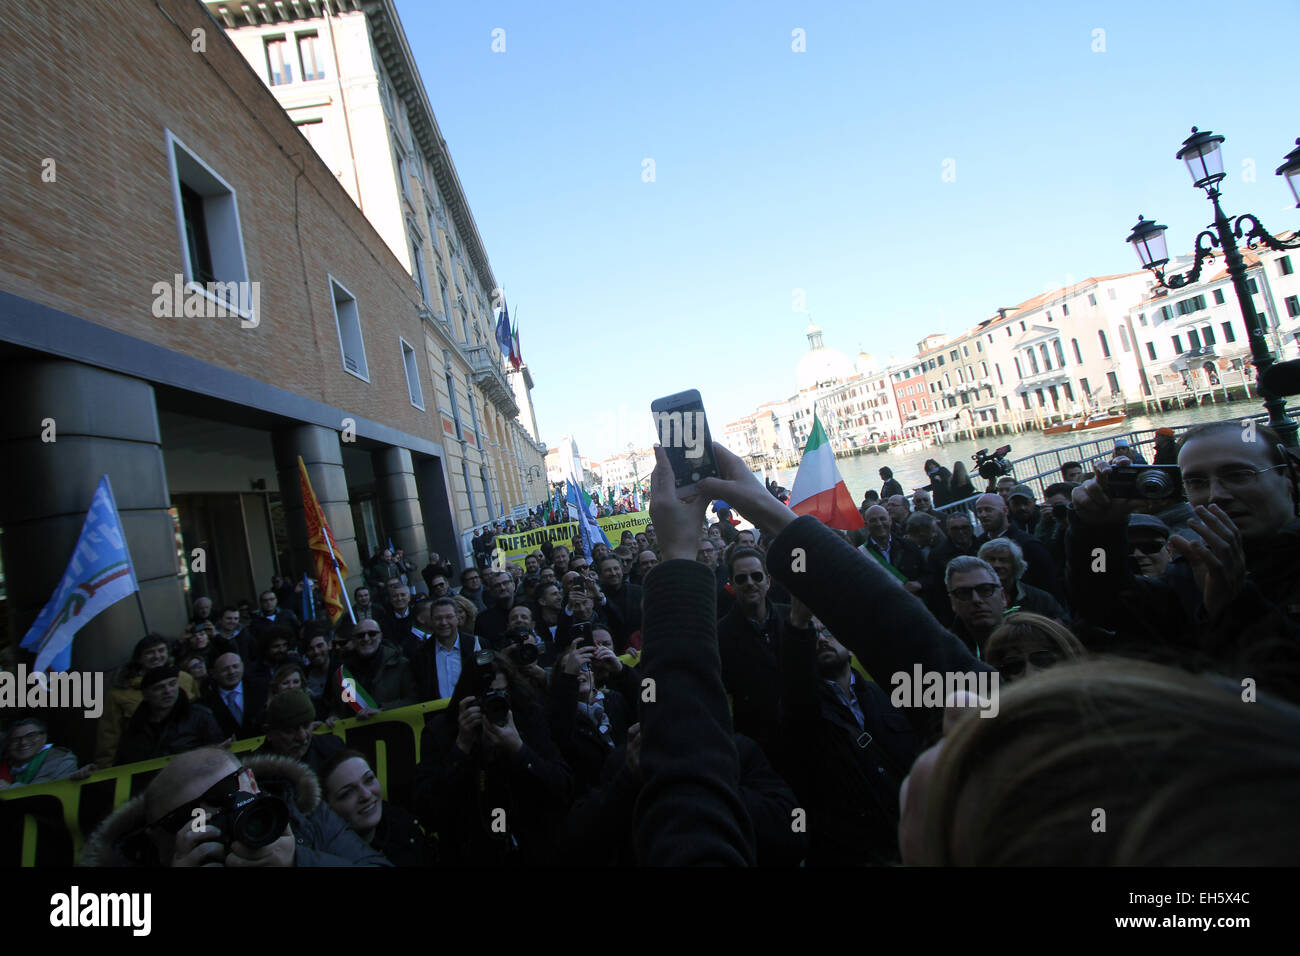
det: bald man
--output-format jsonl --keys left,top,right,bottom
{"left": 972, "top": 493, "right": 1061, "bottom": 598}
{"left": 80, "top": 747, "right": 390, "bottom": 867}
{"left": 860, "top": 505, "right": 925, "bottom": 592}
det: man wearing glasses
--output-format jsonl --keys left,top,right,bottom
{"left": 1068, "top": 420, "right": 1300, "bottom": 676}
{"left": 717, "top": 547, "right": 790, "bottom": 755}
{"left": 80, "top": 746, "right": 390, "bottom": 866}
{"left": 943, "top": 556, "right": 1008, "bottom": 657}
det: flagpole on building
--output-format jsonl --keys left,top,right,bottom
{"left": 103, "top": 474, "right": 150, "bottom": 634}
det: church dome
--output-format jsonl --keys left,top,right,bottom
{"left": 796, "top": 321, "right": 855, "bottom": 391}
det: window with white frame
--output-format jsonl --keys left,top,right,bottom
{"left": 166, "top": 131, "right": 253, "bottom": 320}
{"left": 400, "top": 338, "right": 424, "bottom": 409}
{"left": 265, "top": 36, "right": 293, "bottom": 85}
{"left": 408, "top": 227, "right": 430, "bottom": 307}
{"left": 330, "top": 277, "right": 369, "bottom": 380}
{"left": 298, "top": 32, "right": 326, "bottom": 81}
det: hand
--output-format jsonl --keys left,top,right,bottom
{"left": 456, "top": 696, "right": 482, "bottom": 754}
{"left": 70, "top": 764, "right": 94, "bottom": 781}
{"left": 169, "top": 821, "right": 227, "bottom": 867}
{"left": 904, "top": 581, "right": 924, "bottom": 594}
{"left": 356, "top": 706, "right": 382, "bottom": 721}
{"left": 218, "top": 736, "right": 235, "bottom": 750}
{"left": 561, "top": 646, "right": 594, "bottom": 676}
{"left": 482, "top": 710, "right": 523, "bottom": 755}
{"left": 695, "top": 442, "right": 796, "bottom": 541}
{"left": 1169, "top": 504, "right": 1247, "bottom": 621}
{"left": 648, "top": 445, "right": 713, "bottom": 562}
{"left": 225, "top": 825, "right": 296, "bottom": 867}
{"left": 592, "top": 644, "right": 622, "bottom": 675}
{"left": 1070, "top": 461, "right": 1136, "bottom": 526}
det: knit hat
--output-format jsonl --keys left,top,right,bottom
{"left": 266, "top": 690, "right": 316, "bottom": 730}
{"left": 141, "top": 665, "right": 180, "bottom": 689}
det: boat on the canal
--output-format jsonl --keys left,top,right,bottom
{"left": 1042, "top": 412, "right": 1127, "bottom": 435}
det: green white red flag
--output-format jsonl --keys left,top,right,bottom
{"left": 788, "top": 413, "right": 864, "bottom": 530}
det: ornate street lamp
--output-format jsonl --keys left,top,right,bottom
{"left": 1125, "top": 127, "right": 1300, "bottom": 447}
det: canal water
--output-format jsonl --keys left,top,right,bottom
{"left": 769, "top": 400, "right": 1263, "bottom": 498}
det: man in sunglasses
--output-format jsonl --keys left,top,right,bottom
{"left": 80, "top": 746, "right": 390, "bottom": 866}
{"left": 717, "top": 547, "right": 790, "bottom": 756}
{"left": 944, "top": 556, "right": 1007, "bottom": 657}
{"left": 1127, "top": 514, "right": 1173, "bottom": 580}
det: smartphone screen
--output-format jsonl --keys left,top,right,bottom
{"left": 650, "top": 389, "right": 719, "bottom": 497}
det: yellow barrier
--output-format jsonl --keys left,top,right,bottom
{"left": 0, "top": 698, "right": 449, "bottom": 867}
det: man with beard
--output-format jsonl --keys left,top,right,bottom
{"left": 253, "top": 690, "right": 345, "bottom": 774}
{"left": 1007, "top": 485, "right": 1039, "bottom": 534}
{"left": 717, "top": 548, "right": 790, "bottom": 758}
{"left": 325, "top": 619, "right": 418, "bottom": 717}
{"left": 778, "top": 608, "right": 919, "bottom": 865}
{"left": 944, "top": 556, "right": 1007, "bottom": 656}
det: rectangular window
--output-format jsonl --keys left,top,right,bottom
{"left": 995, "top": 363, "right": 1003, "bottom": 385}
{"left": 1038, "top": 343, "right": 1050, "bottom": 370}
{"left": 1021, "top": 393, "right": 1031, "bottom": 410}
{"left": 950, "top": 350, "right": 959, "bottom": 361}
{"left": 1203, "top": 325, "right": 1216, "bottom": 346}
{"left": 167, "top": 131, "right": 253, "bottom": 322}
{"left": 1188, "top": 329, "right": 1201, "bottom": 350}
{"left": 937, "top": 355, "right": 945, "bottom": 366}
{"left": 963, "top": 345, "right": 970, "bottom": 357}
{"left": 298, "top": 32, "right": 325, "bottom": 81}
{"left": 409, "top": 229, "right": 430, "bottom": 306}
{"left": 977, "top": 340, "right": 983, "bottom": 352}
{"left": 400, "top": 338, "right": 424, "bottom": 409}
{"left": 1028, "top": 351, "right": 1040, "bottom": 375}
{"left": 1146, "top": 342, "right": 1157, "bottom": 361}
{"left": 1053, "top": 340, "right": 1066, "bottom": 367}
{"left": 1222, "top": 321, "right": 1236, "bottom": 342}
{"left": 1119, "top": 325, "right": 1131, "bottom": 352}
{"left": 1072, "top": 339, "right": 1083, "bottom": 364}
{"left": 1048, "top": 385, "right": 1059, "bottom": 405}
{"left": 1080, "top": 377, "right": 1090, "bottom": 396}
{"left": 1247, "top": 277, "right": 1258, "bottom": 294}
{"left": 438, "top": 272, "right": 452, "bottom": 323}
{"left": 445, "top": 367, "right": 464, "bottom": 440}
{"left": 1020, "top": 321, "right": 1027, "bottom": 331}
{"left": 329, "top": 276, "right": 368, "bottom": 380}
{"left": 1036, "top": 389, "right": 1046, "bottom": 407}
{"left": 1014, "top": 356, "right": 1023, "bottom": 378}
{"left": 1046, "top": 311, "right": 1053, "bottom": 321}
{"left": 1062, "top": 304, "right": 1070, "bottom": 316}
{"left": 1139, "top": 312, "right": 1148, "bottom": 326}
{"left": 1098, "top": 330, "right": 1111, "bottom": 358}
{"left": 1063, "top": 381, "right": 1074, "bottom": 401}
{"left": 1213, "top": 288, "right": 1225, "bottom": 305}
{"left": 981, "top": 361, "right": 989, "bottom": 377}
{"left": 1172, "top": 334, "right": 1184, "bottom": 354}
{"left": 1287, "top": 295, "right": 1300, "bottom": 318}
{"left": 1160, "top": 305, "right": 1173, "bottom": 322}
{"left": 265, "top": 36, "right": 293, "bottom": 85}
{"left": 1002, "top": 397, "right": 1010, "bottom": 410}
{"left": 1088, "top": 293, "right": 1097, "bottom": 306}
{"left": 1280, "top": 256, "right": 1294, "bottom": 276}
{"left": 1107, "top": 371, "right": 1120, "bottom": 395}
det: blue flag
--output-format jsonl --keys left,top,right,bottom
{"left": 301, "top": 573, "right": 314, "bottom": 623}
{"left": 566, "top": 477, "right": 610, "bottom": 560}
{"left": 495, "top": 299, "right": 513, "bottom": 360}
{"left": 20, "top": 476, "right": 141, "bottom": 672}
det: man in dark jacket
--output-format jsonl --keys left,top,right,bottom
{"left": 473, "top": 570, "right": 518, "bottom": 649}
{"left": 80, "top": 746, "right": 390, "bottom": 866}
{"left": 596, "top": 553, "right": 642, "bottom": 652}
{"left": 879, "top": 466, "right": 904, "bottom": 500}
{"left": 717, "top": 547, "right": 790, "bottom": 762}
{"left": 413, "top": 598, "right": 481, "bottom": 701}
{"left": 204, "top": 652, "right": 269, "bottom": 741}
{"left": 253, "top": 690, "right": 345, "bottom": 775}
{"left": 973, "top": 493, "right": 1061, "bottom": 598}
{"left": 861, "top": 505, "right": 926, "bottom": 590}
{"left": 780, "top": 614, "right": 919, "bottom": 865}
{"left": 324, "top": 619, "right": 418, "bottom": 716}
{"left": 116, "top": 667, "right": 225, "bottom": 765}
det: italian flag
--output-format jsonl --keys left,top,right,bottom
{"left": 789, "top": 413, "right": 864, "bottom": 530}
{"left": 334, "top": 665, "right": 378, "bottom": 714}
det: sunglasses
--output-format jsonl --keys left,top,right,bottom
{"left": 148, "top": 769, "right": 245, "bottom": 833}
{"left": 732, "top": 572, "right": 766, "bottom": 585}
{"left": 355, "top": 629, "right": 382, "bottom": 638}
{"left": 1129, "top": 539, "right": 1168, "bottom": 555}
{"left": 948, "top": 583, "right": 1000, "bottom": 602}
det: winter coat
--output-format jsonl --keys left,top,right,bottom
{"left": 325, "top": 642, "right": 418, "bottom": 716}
{"left": 0, "top": 746, "right": 80, "bottom": 787}
{"left": 79, "top": 753, "right": 391, "bottom": 867}
{"left": 115, "top": 694, "right": 224, "bottom": 766}
{"left": 94, "top": 670, "right": 199, "bottom": 767}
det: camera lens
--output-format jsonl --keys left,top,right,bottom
{"left": 217, "top": 791, "right": 290, "bottom": 849}
{"left": 1136, "top": 469, "right": 1173, "bottom": 498}
{"left": 516, "top": 642, "right": 539, "bottom": 665}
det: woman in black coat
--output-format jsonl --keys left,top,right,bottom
{"left": 922, "top": 459, "right": 955, "bottom": 506}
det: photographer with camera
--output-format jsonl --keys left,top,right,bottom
{"left": 415, "top": 650, "right": 573, "bottom": 866}
{"left": 81, "top": 746, "right": 391, "bottom": 866}
{"left": 1066, "top": 421, "right": 1300, "bottom": 701}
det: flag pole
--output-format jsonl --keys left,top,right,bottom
{"left": 103, "top": 474, "right": 151, "bottom": 635}
{"left": 323, "top": 524, "right": 356, "bottom": 625}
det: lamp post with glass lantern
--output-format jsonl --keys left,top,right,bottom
{"left": 1125, "top": 127, "right": 1300, "bottom": 448}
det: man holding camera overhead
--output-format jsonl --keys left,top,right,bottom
{"left": 80, "top": 746, "right": 391, "bottom": 866}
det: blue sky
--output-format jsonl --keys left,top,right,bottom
{"left": 394, "top": 0, "right": 1300, "bottom": 460}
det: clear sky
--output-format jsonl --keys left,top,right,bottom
{"left": 394, "top": 0, "right": 1300, "bottom": 461}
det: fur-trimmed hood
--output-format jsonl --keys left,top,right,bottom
{"left": 78, "top": 753, "right": 322, "bottom": 866}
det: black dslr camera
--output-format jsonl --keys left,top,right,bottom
{"left": 973, "top": 445, "right": 1014, "bottom": 482}
{"left": 474, "top": 649, "right": 511, "bottom": 727}
{"left": 505, "top": 626, "right": 539, "bottom": 665}
{"left": 211, "top": 791, "right": 291, "bottom": 850}
{"left": 1107, "top": 464, "right": 1183, "bottom": 500}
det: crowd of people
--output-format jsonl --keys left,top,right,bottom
{"left": 5, "top": 419, "right": 1299, "bottom": 866}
